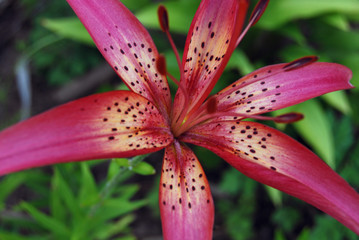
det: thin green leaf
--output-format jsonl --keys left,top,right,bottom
{"left": 112, "top": 185, "right": 140, "bottom": 200}
{"left": 78, "top": 162, "right": 98, "bottom": 206}
{"left": 50, "top": 170, "right": 66, "bottom": 223}
{"left": 94, "top": 214, "right": 135, "bottom": 240}
{"left": 54, "top": 168, "right": 83, "bottom": 221}
{"left": 90, "top": 155, "right": 149, "bottom": 216}
{"left": 20, "top": 202, "right": 70, "bottom": 238}
{"left": 92, "top": 198, "right": 147, "bottom": 223}
{"left": 0, "top": 172, "right": 27, "bottom": 202}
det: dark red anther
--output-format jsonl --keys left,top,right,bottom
{"left": 158, "top": 5, "right": 169, "bottom": 32}
{"left": 249, "top": 0, "right": 270, "bottom": 26}
{"left": 283, "top": 56, "right": 319, "bottom": 72}
{"left": 206, "top": 97, "right": 218, "bottom": 114}
{"left": 156, "top": 54, "right": 167, "bottom": 75}
{"left": 274, "top": 112, "right": 304, "bottom": 124}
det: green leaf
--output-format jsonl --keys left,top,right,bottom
{"left": 296, "top": 228, "right": 311, "bottom": 240}
{"left": 219, "top": 168, "right": 242, "bottom": 195}
{"left": 78, "top": 162, "right": 98, "bottom": 206}
{"left": 92, "top": 198, "right": 147, "bottom": 223}
{"left": 50, "top": 170, "right": 66, "bottom": 223}
{"left": 274, "top": 230, "right": 286, "bottom": 240}
{"left": 114, "top": 185, "right": 141, "bottom": 200}
{"left": 113, "top": 156, "right": 154, "bottom": 175}
{"left": 42, "top": 18, "right": 94, "bottom": 45}
{"left": 132, "top": 161, "right": 156, "bottom": 175}
{"left": 0, "top": 232, "right": 50, "bottom": 240}
{"left": 0, "top": 172, "right": 27, "bottom": 203}
{"left": 321, "top": 91, "right": 351, "bottom": 115}
{"left": 264, "top": 186, "right": 282, "bottom": 207}
{"left": 93, "top": 214, "right": 135, "bottom": 240}
{"left": 53, "top": 168, "right": 83, "bottom": 221}
{"left": 331, "top": 115, "right": 354, "bottom": 165}
{"left": 114, "top": 158, "right": 130, "bottom": 167}
{"left": 311, "top": 215, "right": 358, "bottom": 239}
{"left": 321, "top": 14, "right": 350, "bottom": 31}
{"left": 20, "top": 202, "right": 70, "bottom": 238}
{"left": 341, "top": 53, "right": 359, "bottom": 89}
{"left": 258, "top": 0, "right": 359, "bottom": 30}
{"left": 278, "top": 23, "right": 307, "bottom": 46}
{"left": 272, "top": 207, "right": 301, "bottom": 233}
{"left": 227, "top": 50, "right": 255, "bottom": 75}
{"left": 292, "top": 99, "right": 335, "bottom": 168}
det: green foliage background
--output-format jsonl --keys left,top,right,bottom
{"left": 1, "top": 0, "right": 359, "bottom": 239}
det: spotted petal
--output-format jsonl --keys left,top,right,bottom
{"left": 67, "top": 0, "right": 171, "bottom": 119}
{"left": 0, "top": 91, "right": 173, "bottom": 176}
{"left": 203, "top": 61, "right": 353, "bottom": 117}
{"left": 173, "top": 0, "right": 249, "bottom": 119}
{"left": 180, "top": 120, "right": 359, "bottom": 234}
{"left": 159, "top": 141, "right": 214, "bottom": 240}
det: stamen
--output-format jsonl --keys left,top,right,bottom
{"left": 206, "top": 97, "right": 217, "bottom": 114}
{"left": 156, "top": 54, "right": 167, "bottom": 75}
{"left": 175, "top": 111, "right": 304, "bottom": 137}
{"left": 156, "top": 5, "right": 184, "bottom": 82}
{"left": 283, "top": 56, "right": 319, "bottom": 72}
{"left": 158, "top": 5, "right": 169, "bottom": 32}
{"left": 157, "top": 5, "right": 190, "bottom": 129}
{"left": 249, "top": 0, "right": 270, "bottom": 26}
{"left": 273, "top": 112, "right": 304, "bottom": 123}
{"left": 236, "top": 0, "right": 269, "bottom": 47}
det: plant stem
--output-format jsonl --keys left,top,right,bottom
{"left": 88, "top": 154, "right": 149, "bottom": 216}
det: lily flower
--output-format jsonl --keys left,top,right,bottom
{"left": 0, "top": 0, "right": 358, "bottom": 238}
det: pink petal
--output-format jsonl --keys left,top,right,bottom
{"left": 173, "top": 0, "right": 249, "bottom": 119}
{"left": 202, "top": 61, "right": 353, "bottom": 117}
{"left": 0, "top": 91, "right": 173, "bottom": 176}
{"left": 159, "top": 141, "right": 214, "bottom": 240}
{"left": 180, "top": 120, "right": 359, "bottom": 234}
{"left": 67, "top": 0, "right": 171, "bottom": 118}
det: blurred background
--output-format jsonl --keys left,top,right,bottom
{"left": 1, "top": 0, "right": 359, "bottom": 239}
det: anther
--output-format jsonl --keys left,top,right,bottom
{"left": 206, "top": 97, "right": 217, "bottom": 114}
{"left": 283, "top": 56, "right": 319, "bottom": 72}
{"left": 236, "top": 0, "right": 269, "bottom": 46}
{"left": 274, "top": 112, "right": 304, "bottom": 123}
{"left": 158, "top": 5, "right": 169, "bottom": 32}
{"left": 156, "top": 54, "right": 167, "bottom": 75}
{"left": 249, "top": 0, "right": 270, "bottom": 26}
